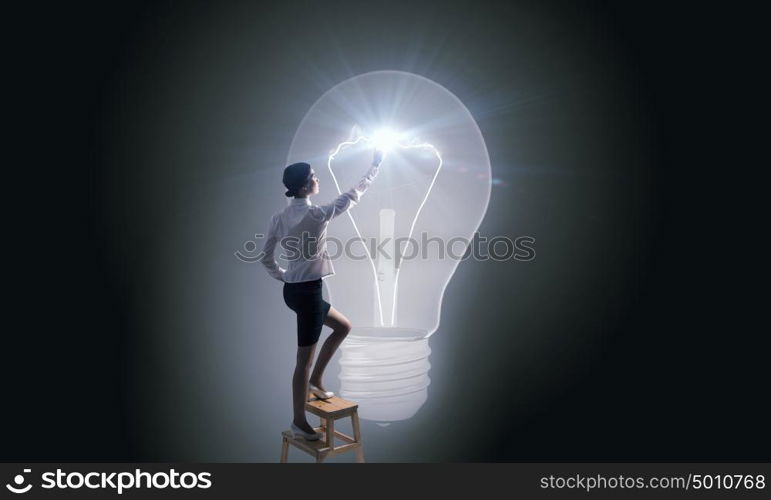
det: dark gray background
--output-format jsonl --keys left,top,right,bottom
{"left": 4, "top": 0, "right": 767, "bottom": 462}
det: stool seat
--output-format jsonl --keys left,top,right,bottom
{"left": 305, "top": 394, "right": 359, "bottom": 418}
{"left": 281, "top": 395, "right": 365, "bottom": 463}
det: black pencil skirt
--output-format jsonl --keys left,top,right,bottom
{"left": 282, "top": 279, "right": 332, "bottom": 347}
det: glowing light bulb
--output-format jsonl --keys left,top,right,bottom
{"left": 286, "top": 70, "right": 491, "bottom": 422}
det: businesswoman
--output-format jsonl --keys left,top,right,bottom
{"left": 260, "top": 149, "right": 383, "bottom": 440}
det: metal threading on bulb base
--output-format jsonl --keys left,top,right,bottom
{"left": 339, "top": 327, "right": 432, "bottom": 422}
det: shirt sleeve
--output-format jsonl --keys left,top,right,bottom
{"left": 259, "top": 214, "right": 286, "bottom": 281}
{"left": 311, "top": 164, "right": 379, "bottom": 222}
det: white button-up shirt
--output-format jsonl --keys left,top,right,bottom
{"left": 260, "top": 164, "right": 379, "bottom": 283}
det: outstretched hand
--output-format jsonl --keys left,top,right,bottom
{"left": 372, "top": 149, "right": 384, "bottom": 167}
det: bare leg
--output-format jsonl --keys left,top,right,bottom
{"left": 309, "top": 307, "right": 352, "bottom": 391}
{"left": 292, "top": 343, "right": 317, "bottom": 432}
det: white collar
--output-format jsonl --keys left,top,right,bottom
{"left": 290, "top": 197, "right": 311, "bottom": 206}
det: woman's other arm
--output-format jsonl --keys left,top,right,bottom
{"left": 259, "top": 214, "right": 286, "bottom": 281}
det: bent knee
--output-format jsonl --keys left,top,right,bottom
{"left": 337, "top": 320, "right": 352, "bottom": 336}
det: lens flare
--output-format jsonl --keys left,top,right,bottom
{"left": 370, "top": 127, "right": 402, "bottom": 152}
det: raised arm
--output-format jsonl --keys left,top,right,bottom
{"left": 259, "top": 214, "right": 286, "bottom": 281}
{"left": 311, "top": 149, "right": 383, "bottom": 222}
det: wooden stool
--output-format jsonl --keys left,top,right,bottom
{"left": 280, "top": 395, "right": 364, "bottom": 463}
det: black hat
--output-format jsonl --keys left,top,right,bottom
{"left": 282, "top": 162, "right": 312, "bottom": 197}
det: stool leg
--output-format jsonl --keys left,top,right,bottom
{"left": 351, "top": 411, "right": 362, "bottom": 442}
{"left": 325, "top": 419, "right": 335, "bottom": 449}
{"left": 318, "top": 417, "right": 326, "bottom": 436}
{"left": 351, "top": 411, "right": 364, "bottom": 463}
{"left": 280, "top": 437, "right": 289, "bottom": 463}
